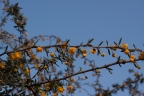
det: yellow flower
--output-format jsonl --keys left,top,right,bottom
{"left": 44, "top": 65, "right": 48, "bottom": 69}
{"left": 121, "top": 43, "right": 128, "bottom": 49}
{"left": 101, "top": 52, "right": 105, "bottom": 57}
{"left": 112, "top": 53, "right": 116, "bottom": 57}
{"left": 53, "top": 93, "right": 58, "bottom": 96}
{"left": 30, "top": 54, "right": 35, "bottom": 59}
{"left": 138, "top": 52, "right": 144, "bottom": 59}
{"left": 13, "top": 68, "right": 18, "bottom": 73}
{"left": 82, "top": 49, "right": 87, "bottom": 54}
{"left": 9, "top": 53, "right": 15, "bottom": 59}
{"left": 130, "top": 58, "right": 134, "bottom": 62}
{"left": 19, "top": 63, "right": 23, "bottom": 68}
{"left": 138, "top": 55, "right": 143, "bottom": 59}
{"left": 9, "top": 52, "right": 22, "bottom": 60}
{"left": 45, "top": 83, "right": 50, "bottom": 89}
{"left": 122, "top": 82, "right": 126, "bottom": 87}
{"left": 16, "top": 20, "right": 22, "bottom": 26}
{"left": 130, "top": 54, "right": 135, "bottom": 59}
{"left": 39, "top": 90, "right": 46, "bottom": 96}
{"left": 36, "top": 46, "right": 43, "bottom": 53}
{"left": 134, "top": 72, "right": 139, "bottom": 77}
{"left": 82, "top": 49, "right": 87, "bottom": 57}
{"left": 68, "top": 85, "right": 73, "bottom": 93}
{"left": 137, "top": 65, "right": 141, "bottom": 69}
{"left": 124, "top": 49, "right": 129, "bottom": 54}
{"left": 70, "top": 78, "right": 75, "bottom": 82}
{"left": 68, "top": 47, "right": 76, "bottom": 55}
{"left": 82, "top": 53, "right": 86, "bottom": 57}
{"left": 25, "top": 68, "right": 30, "bottom": 75}
{"left": 50, "top": 52, "right": 55, "bottom": 57}
{"left": 15, "top": 52, "right": 22, "bottom": 59}
{"left": 57, "top": 86, "right": 65, "bottom": 94}
{"left": 90, "top": 48, "right": 96, "bottom": 54}
{"left": 0, "top": 62, "right": 5, "bottom": 69}
{"left": 65, "top": 61, "right": 69, "bottom": 65}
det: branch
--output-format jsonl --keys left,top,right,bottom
{"left": 30, "top": 58, "right": 142, "bottom": 86}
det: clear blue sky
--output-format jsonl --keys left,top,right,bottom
{"left": 1, "top": 0, "right": 144, "bottom": 96}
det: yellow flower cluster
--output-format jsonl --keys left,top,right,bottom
{"left": 68, "top": 85, "right": 73, "bottom": 93}
{"left": 0, "top": 62, "right": 5, "bottom": 69}
{"left": 9, "top": 52, "right": 22, "bottom": 60}
{"left": 90, "top": 48, "right": 96, "bottom": 54}
{"left": 121, "top": 43, "right": 130, "bottom": 54}
{"left": 36, "top": 46, "right": 43, "bottom": 53}
{"left": 130, "top": 54, "right": 135, "bottom": 62}
{"left": 57, "top": 86, "right": 65, "bottom": 94}
{"left": 82, "top": 49, "right": 87, "bottom": 57}
{"left": 138, "top": 52, "right": 144, "bottom": 59}
{"left": 68, "top": 47, "right": 76, "bottom": 55}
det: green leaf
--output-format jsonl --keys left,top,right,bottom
{"left": 106, "top": 40, "right": 108, "bottom": 46}
{"left": 4, "top": 45, "right": 8, "bottom": 52}
{"left": 88, "top": 38, "right": 94, "bottom": 43}
{"left": 34, "top": 38, "right": 40, "bottom": 45}
{"left": 107, "top": 67, "right": 113, "bottom": 70}
{"left": 97, "top": 49, "right": 100, "bottom": 56}
{"left": 114, "top": 42, "right": 117, "bottom": 45}
{"left": 133, "top": 44, "right": 136, "bottom": 49}
{"left": 133, "top": 62, "right": 138, "bottom": 67}
{"left": 80, "top": 42, "right": 83, "bottom": 45}
{"left": 107, "top": 68, "right": 113, "bottom": 74}
{"left": 118, "top": 37, "right": 122, "bottom": 46}
{"left": 99, "top": 41, "right": 103, "bottom": 46}
{"left": 66, "top": 39, "right": 70, "bottom": 44}
{"left": 108, "top": 48, "right": 110, "bottom": 55}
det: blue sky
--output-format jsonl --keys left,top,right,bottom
{"left": 1, "top": 0, "right": 144, "bottom": 96}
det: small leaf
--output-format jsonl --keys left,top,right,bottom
{"left": 108, "top": 48, "right": 110, "bottom": 55}
{"left": 119, "top": 64, "right": 121, "bottom": 67}
{"left": 80, "top": 42, "right": 83, "bottom": 45}
{"left": 34, "top": 38, "right": 40, "bottom": 45}
{"left": 107, "top": 67, "right": 113, "bottom": 70}
{"left": 106, "top": 40, "right": 108, "bottom": 46}
{"left": 49, "top": 75, "right": 51, "bottom": 80}
{"left": 133, "top": 62, "right": 138, "bottom": 67}
{"left": 107, "top": 68, "right": 113, "bottom": 74}
{"left": 88, "top": 38, "right": 94, "bottom": 43}
{"left": 97, "top": 49, "right": 100, "bottom": 56}
{"left": 4, "top": 45, "right": 8, "bottom": 52}
{"left": 66, "top": 39, "right": 70, "bottom": 44}
{"left": 99, "top": 41, "right": 103, "bottom": 46}
{"left": 114, "top": 42, "right": 117, "bottom": 45}
{"left": 118, "top": 37, "right": 122, "bottom": 46}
